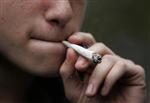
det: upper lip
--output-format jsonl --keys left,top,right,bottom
{"left": 30, "top": 33, "right": 69, "bottom": 43}
{"left": 29, "top": 21, "right": 74, "bottom": 42}
{"left": 29, "top": 25, "right": 73, "bottom": 42}
{"left": 30, "top": 36, "right": 65, "bottom": 43}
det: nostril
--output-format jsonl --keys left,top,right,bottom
{"left": 47, "top": 19, "right": 66, "bottom": 28}
{"left": 45, "top": 1, "right": 73, "bottom": 28}
{"left": 48, "top": 19, "right": 60, "bottom": 26}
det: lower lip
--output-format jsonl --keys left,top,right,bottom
{"left": 28, "top": 39, "right": 66, "bottom": 53}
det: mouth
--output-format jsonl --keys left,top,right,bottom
{"left": 28, "top": 37, "right": 67, "bottom": 52}
{"left": 30, "top": 36, "right": 65, "bottom": 43}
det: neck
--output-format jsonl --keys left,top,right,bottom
{"left": 0, "top": 54, "right": 34, "bottom": 103}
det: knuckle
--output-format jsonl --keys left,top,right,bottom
{"left": 136, "top": 64, "right": 143, "bottom": 69}
{"left": 102, "top": 55, "right": 113, "bottom": 61}
{"left": 97, "top": 42, "right": 105, "bottom": 48}
{"left": 136, "top": 65, "right": 145, "bottom": 76}
{"left": 85, "top": 33, "right": 96, "bottom": 43}
{"left": 77, "top": 32, "right": 96, "bottom": 45}
{"left": 116, "top": 61, "right": 126, "bottom": 68}
{"left": 96, "top": 42, "right": 106, "bottom": 51}
{"left": 85, "top": 32, "right": 92, "bottom": 37}
{"left": 126, "top": 59, "right": 135, "bottom": 65}
{"left": 134, "top": 65, "right": 146, "bottom": 85}
{"left": 77, "top": 32, "right": 94, "bottom": 39}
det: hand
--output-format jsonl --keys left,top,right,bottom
{"left": 60, "top": 32, "right": 146, "bottom": 103}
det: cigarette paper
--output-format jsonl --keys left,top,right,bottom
{"left": 62, "top": 41, "right": 102, "bottom": 64}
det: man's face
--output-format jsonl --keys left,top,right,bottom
{"left": 0, "top": 0, "right": 86, "bottom": 76}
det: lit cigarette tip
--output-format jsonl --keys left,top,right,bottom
{"left": 62, "top": 41, "right": 102, "bottom": 64}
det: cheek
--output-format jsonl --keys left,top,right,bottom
{"left": 0, "top": 0, "right": 45, "bottom": 29}
{"left": 71, "top": 0, "right": 87, "bottom": 26}
{"left": 0, "top": 0, "right": 43, "bottom": 51}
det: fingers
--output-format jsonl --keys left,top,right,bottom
{"left": 68, "top": 32, "right": 114, "bottom": 72}
{"left": 101, "top": 60, "right": 146, "bottom": 96}
{"left": 68, "top": 32, "right": 96, "bottom": 46}
{"left": 75, "top": 43, "right": 115, "bottom": 71}
{"left": 60, "top": 48, "right": 84, "bottom": 101}
{"left": 85, "top": 55, "right": 117, "bottom": 96}
{"left": 101, "top": 61, "right": 126, "bottom": 96}
{"left": 88, "top": 43, "right": 115, "bottom": 56}
{"left": 85, "top": 56, "right": 145, "bottom": 97}
{"left": 67, "top": 32, "right": 96, "bottom": 71}
{"left": 59, "top": 48, "right": 78, "bottom": 80}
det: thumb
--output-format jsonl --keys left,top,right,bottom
{"left": 59, "top": 48, "right": 78, "bottom": 81}
{"left": 60, "top": 48, "right": 85, "bottom": 103}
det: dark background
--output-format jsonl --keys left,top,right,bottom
{"left": 82, "top": 0, "right": 149, "bottom": 102}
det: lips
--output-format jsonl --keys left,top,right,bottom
{"left": 29, "top": 20, "right": 75, "bottom": 44}
{"left": 29, "top": 26, "right": 71, "bottom": 43}
{"left": 30, "top": 36, "right": 59, "bottom": 43}
{"left": 28, "top": 36, "right": 67, "bottom": 55}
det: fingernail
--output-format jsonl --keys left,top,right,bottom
{"left": 86, "top": 83, "right": 94, "bottom": 95}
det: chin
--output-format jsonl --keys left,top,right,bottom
{"left": 30, "top": 62, "right": 62, "bottom": 77}
{"left": 21, "top": 53, "right": 66, "bottom": 77}
{"left": 1, "top": 39, "right": 67, "bottom": 77}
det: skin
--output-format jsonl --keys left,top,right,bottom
{"left": 60, "top": 33, "right": 146, "bottom": 103}
{"left": 0, "top": 0, "right": 85, "bottom": 75}
{"left": 0, "top": 0, "right": 146, "bottom": 103}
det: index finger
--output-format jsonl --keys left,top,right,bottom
{"left": 68, "top": 32, "right": 96, "bottom": 47}
{"left": 88, "top": 42, "right": 115, "bottom": 56}
{"left": 75, "top": 42, "right": 115, "bottom": 71}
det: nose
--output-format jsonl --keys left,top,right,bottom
{"left": 45, "top": 1, "right": 73, "bottom": 27}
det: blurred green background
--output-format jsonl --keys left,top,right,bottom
{"left": 82, "top": 0, "right": 149, "bottom": 102}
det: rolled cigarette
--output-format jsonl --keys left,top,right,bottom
{"left": 62, "top": 41, "right": 102, "bottom": 64}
